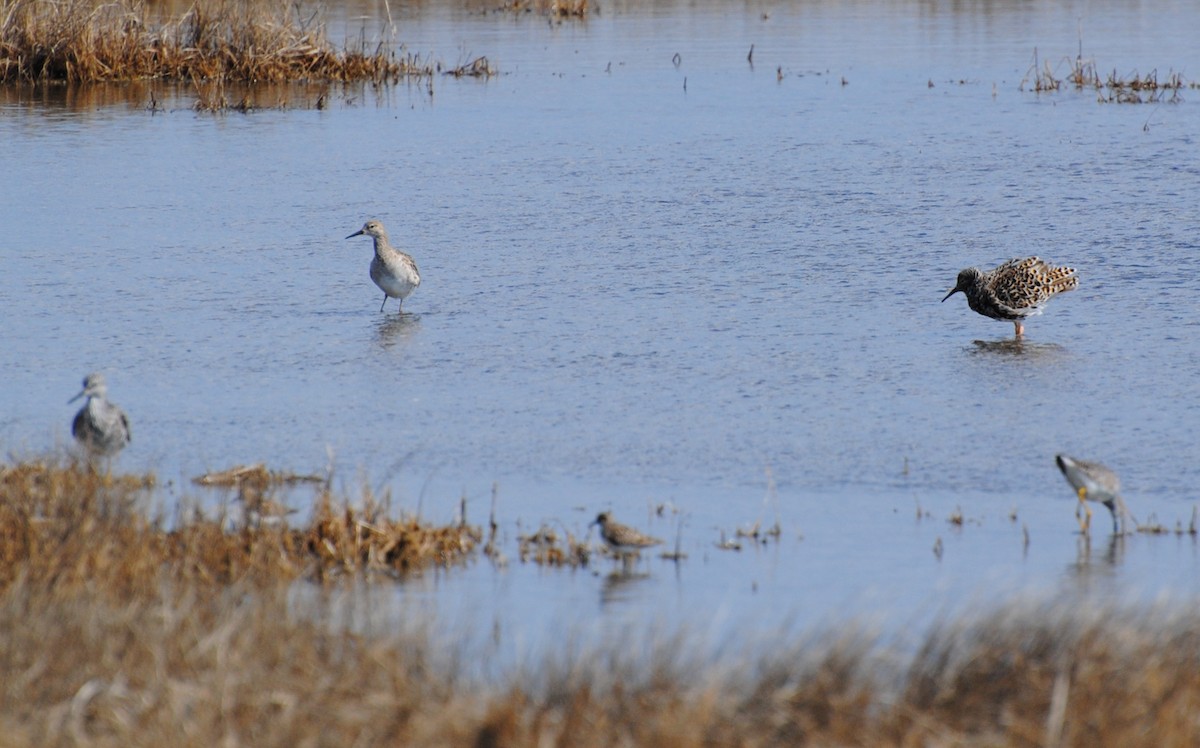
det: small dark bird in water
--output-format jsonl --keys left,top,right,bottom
{"left": 1056, "top": 454, "right": 1131, "bottom": 535}
{"left": 591, "top": 511, "right": 662, "bottom": 560}
{"left": 942, "top": 257, "right": 1078, "bottom": 336}
{"left": 69, "top": 372, "right": 131, "bottom": 459}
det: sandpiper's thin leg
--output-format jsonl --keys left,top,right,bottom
{"left": 1076, "top": 487, "right": 1092, "bottom": 534}
{"left": 379, "top": 294, "right": 388, "bottom": 312}
{"left": 1014, "top": 320, "right": 1025, "bottom": 336}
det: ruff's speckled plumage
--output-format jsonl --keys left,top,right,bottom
{"left": 346, "top": 220, "right": 421, "bottom": 312}
{"left": 591, "top": 512, "right": 662, "bottom": 558}
{"left": 942, "top": 257, "right": 1078, "bottom": 336}
{"left": 69, "top": 372, "right": 131, "bottom": 458}
{"left": 1056, "top": 454, "right": 1130, "bottom": 535}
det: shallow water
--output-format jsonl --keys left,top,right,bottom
{"left": 3, "top": 0, "right": 1200, "bottom": 649}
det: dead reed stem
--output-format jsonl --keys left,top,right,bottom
{"left": 1020, "top": 46, "right": 1194, "bottom": 103}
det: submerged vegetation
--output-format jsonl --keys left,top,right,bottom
{"left": 3, "top": 455, "right": 1200, "bottom": 745}
{"left": 1021, "top": 46, "right": 1197, "bottom": 103}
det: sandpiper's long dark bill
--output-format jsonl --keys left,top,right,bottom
{"left": 591, "top": 511, "right": 663, "bottom": 557}
{"left": 69, "top": 372, "right": 131, "bottom": 459}
{"left": 1055, "top": 454, "right": 1130, "bottom": 535}
{"left": 942, "top": 257, "right": 1077, "bottom": 336}
{"left": 346, "top": 219, "right": 421, "bottom": 313}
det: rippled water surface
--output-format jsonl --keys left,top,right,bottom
{"left": 3, "top": 0, "right": 1200, "bottom": 648}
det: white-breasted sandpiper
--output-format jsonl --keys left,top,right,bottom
{"left": 346, "top": 220, "right": 421, "bottom": 312}
{"left": 69, "top": 372, "right": 131, "bottom": 459}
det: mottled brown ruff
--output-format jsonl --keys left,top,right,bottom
{"left": 591, "top": 512, "right": 662, "bottom": 558}
{"left": 1056, "top": 454, "right": 1131, "bottom": 535}
{"left": 942, "top": 257, "right": 1078, "bottom": 336}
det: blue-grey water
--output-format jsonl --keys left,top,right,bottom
{"left": 3, "top": 0, "right": 1199, "bottom": 652}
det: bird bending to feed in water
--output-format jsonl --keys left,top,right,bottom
{"left": 942, "top": 257, "right": 1078, "bottom": 336}
{"left": 69, "top": 372, "right": 131, "bottom": 459}
{"left": 345, "top": 220, "right": 421, "bottom": 312}
{"left": 1056, "top": 454, "right": 1131, "bottom": 535}
{"left": 591, "top": 511, "right": 663, "bottom": 560}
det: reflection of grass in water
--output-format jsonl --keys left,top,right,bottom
{"left": 4, "top": 457, "right": 1200, "bottom": 743}
{"left": 1020, "top": 45, "right": 1196, "bottom": 103}
{"left": 0, "top": 0, "right": 433, "bottom": 88}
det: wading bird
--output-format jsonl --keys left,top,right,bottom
{"left": 943, "top": 257, "right": 1078, "bottom": 336}
{"left": 346, "top": 220, "right": 422, "bottom": 312}
{"left": 69, "top": 372, "right": 131, "bottom": 459}
{"left": 1056, "top": 454, "right": 1131, "bottom": 535}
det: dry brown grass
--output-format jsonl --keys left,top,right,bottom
{"left": 517, "top": 523, "right": 590, "bottom": 566}
{"left": 0, "top": 457, "right": 478, "bottom": 595}
{"left": 486, "top": 0, "right": 588, "bottom": 19}
{"left": 1020, "top": 46, "right": 1195, "bottom": 103}
{"left": 0, "top": 0, "right": 432, "bottom": 84}
{"left": 4, "top": 456, "right": 1200, "bottom": 746}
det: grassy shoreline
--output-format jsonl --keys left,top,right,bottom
{"left": 3, "top": 456, "right": 1200, "bottom": 745}
{"left": 0, "top": 0, "right": 432, "bottom": 85}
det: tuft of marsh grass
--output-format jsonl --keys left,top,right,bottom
{"left": 443, "top": 55, "right": 496, "bottom": 78}
{"left": 0, "top": 457, "right": 478, "bottom": 596}
{"left": 488, "top": 0, "right": 589, "bottom": 18}
{"left": 0, "top": 0, "right": 434, "bottom": 85}
{"left": 1020, "top": 46, "right": 1195, "bottom": 103}
{"left": 517, "top": 524, "right": 589, "bottom": 566}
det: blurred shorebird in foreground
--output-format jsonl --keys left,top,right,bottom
{"left": 943, "top": 257, "right": 1078, "bottom": 336}
{"left": 591, "top": 511, "right": 662, "bottom": 562}
{"left": 69, "top": 372, "right": 131, "bottom": 459}
{"left": 346, "top": 220, "right": 421, "bottom": 312}
{"left": 1056, "top": 454, "right": 1131, "bottom": 535}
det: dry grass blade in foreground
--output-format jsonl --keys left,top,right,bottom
{"left": 0, "top": 0, "right": 431, "bottom": 83}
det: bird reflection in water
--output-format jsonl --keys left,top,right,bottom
{"left": 375, "top": 313, "right": 421, "bottom": 348}
{"left": 599, "top": 569, "right": 653, "bottom": 607}
{"left": 968, "top": 338, "right": 1067, "bottom": 358}
{"left": 1068, "top": 532, "right": 1126, "bottom": 584}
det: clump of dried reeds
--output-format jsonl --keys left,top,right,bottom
{"left": 0, "top": 458, "right": 159, "bottom": 596}
{"left": 0, "top": 0, "right": 432, "bottom": 84}
{"left": 1020, "top": 46, "right": 1194, "bottom": 103}
{"left": 304, "top": 488, "right": 481, "bottom": 579}
{"left": 0, "top": 457, "right": 478, "bottom": 595}
{"left": 517, "top": 524, "right": 589, "bottom": 566}
{"left": 489, "top": 0, "right": 588, "bottom": 18}
{"left": 443, "top": 55, "right": 496, "bottom": 78}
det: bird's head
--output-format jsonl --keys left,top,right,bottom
{"left": 346, "top": 220, "right": 386, "bottom": 240}
{"left": 942, "top": 267, "right": 980, "bottom": 302}
{"left": 69, "top": 372, "right": 106, "bottom": 403}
